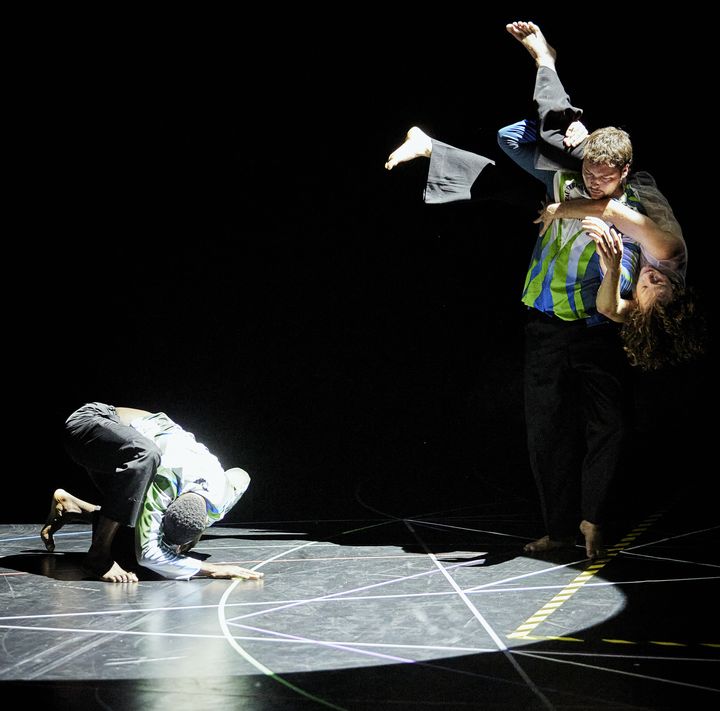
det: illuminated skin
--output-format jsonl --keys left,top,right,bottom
{"left": 41, "top": 489, "right": 138, "bottom": 583}
{"left": 581, "top": 160, "right": 629, "bottom": 200}
{"left": 506, "top": 20, "right": 557, "bottom": 69}
{"left": 506, "top": 22, "right": 630, "bottom": 212}
{"left": 583, "top": 218, "right": 675, "bottom": 323}
{"left": 384, "top": 126, "right": 432, "bottom": 170}
{"left": 635, "top": 265, "right": 673, "bottom": 309}
{"left": 505, "top": 21, "right": 587, "bottom": 149}
{"left": 41, "top": 489, "right": 98, "bottom": 552}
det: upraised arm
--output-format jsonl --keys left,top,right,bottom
{"left": 582, "top": 217, "right": 634, "bottom": 322}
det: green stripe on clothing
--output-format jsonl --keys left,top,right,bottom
{"left": 574, "top": 240, "right": 598, "bottom": 317}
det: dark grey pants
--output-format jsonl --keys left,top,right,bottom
{"left": 64, "top": 402, "right": 161, "bottom": 527}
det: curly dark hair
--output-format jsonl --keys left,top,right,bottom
{"left": 621, "top": 284, "right": 707, "bottom": 370}
{"left": 162, "top": 493, "right": 207, "bottom": 547}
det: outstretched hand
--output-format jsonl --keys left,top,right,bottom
{"left": 533, "top": 202, "right": 561, "bottom": 234}
{"left": 203, "top": 562, "right": 264, "bottom": 580}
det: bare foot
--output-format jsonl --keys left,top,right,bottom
{"left": 506, "top": 21, "right": 557, "bottom": 69}
{"left": 385, "top": 126, "right": 432, "bottom": 170}
{"left": 524, "top": 535, "right": 574, "bottom": 554}
{"left": 580, "top": 520, "right": 606, "bottom": 559}
{"left": 40, "top": 488, "right": 100, "bottom": 552}
{"left": 84, "top": 555, "right": 139, "bottom": 583}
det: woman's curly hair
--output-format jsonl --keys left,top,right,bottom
{"left": 621, "top": 280, "right": 707, "bottom": 370}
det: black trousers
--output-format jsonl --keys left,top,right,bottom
{"left": 64, "top": 402, "right": 161, "bottom": 527}
{"left": 524, "top": 311, "right": 630, "bottom": 538}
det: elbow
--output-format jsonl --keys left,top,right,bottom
{"left": 597, "top": 302, "right": 625, "bottom": 323}
{"left": 654, "top": 238, "right": 684, "bottom": 262}
{"left": 596, "top": 303, "right": 613, "bottom": 319}
{"left": 496, "top": 122, "right": 522, "bottom": 155}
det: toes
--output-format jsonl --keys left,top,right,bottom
{"left": 88, "top": 558, "right": 139, "bottom": 584}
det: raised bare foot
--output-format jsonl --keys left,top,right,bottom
{"left": 579, "top": 520, "right": 606, "bottom": 559}
{"left": 523, "top": 535, "right": 575, "bottom": 554}
{"left": 40, "top": 488, "right": 100, "bottom": 552}
{"left": 84, "top": 554, "right": 139, "bottom": 583}
{"left": 385, "top": 126, "right": 432, "bottom": 170}
{"left": 506, "top": 21, "right": 557, "bottom": 69}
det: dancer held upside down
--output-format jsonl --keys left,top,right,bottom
{"left": 384, "top": 20, "right": 702, "bottom": 559}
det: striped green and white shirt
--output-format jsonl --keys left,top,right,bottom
{"left": 132, "top": 412, "right": 250, "bottom": 579}
{"left": 522, "top": 171, "right": 641, "bottom": 325}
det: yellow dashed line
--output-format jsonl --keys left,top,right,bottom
{"left": 514, "top": 636, "right": 717, "bottom": 646}
{"left": 507, "top": 512, "right": 663, "bottom": 640}
{"left": 513, "top": 635, "right": 583, "bottom": 642}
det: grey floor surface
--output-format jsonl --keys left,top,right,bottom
{"left": 1, "top": 496, "right": 718, "bottom": 710}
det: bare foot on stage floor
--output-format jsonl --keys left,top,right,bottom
{"left": 385, "top": 126, "right": 432, "bottom": 170}
{"left": 523, "top": 535, "right": 575, "bottom": 554}
{"left": 40, "top": 488, "right": 100, "bottom": 552}
{"left": 84, "top": 554, "right": 139, "bottom": 584}
{"left": 580, "top": 520, "right": 606, "bottom": 559}
{"left": 506, "top": 21, "right": 557, "bottom": 69}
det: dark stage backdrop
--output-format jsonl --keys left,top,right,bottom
{"left": 11, "top": 10, "right": 714, "bottom": 525}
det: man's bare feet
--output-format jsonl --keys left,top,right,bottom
{"left": 580, "top": 520, "right": 606, "bottom": 559}
{"left": 41, "top": 488, "right": 100, "bottom": 552}
{"left": 84, "top": 554, "right": 139, "bottom": 583}
{"left": 506, "top": 21, "right": 557, "bottom": 69}
{"left": 385, "top": 126, "right": 432, "bottom": 170}
{"left": 524, "top": 535, "right": 575, "bottom": 554}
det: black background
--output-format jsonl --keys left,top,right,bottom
{"left": 11, "top": 9, "right": 714, "bottom": 524}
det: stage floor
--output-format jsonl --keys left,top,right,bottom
{"left": 1, "top": 494, "right": 718, "bottom": 710}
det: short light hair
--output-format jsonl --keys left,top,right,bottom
{"left": 583, "top": 127, "right": 633, "bottom": 169}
